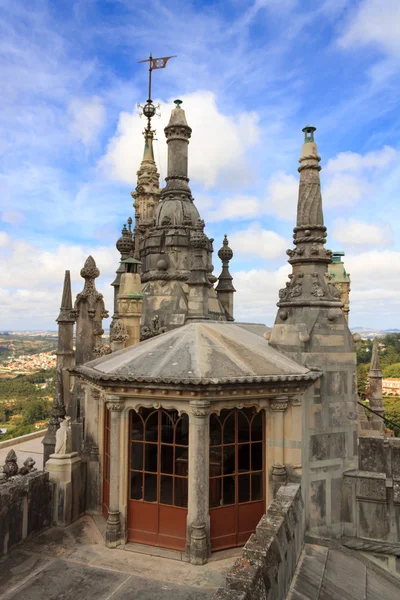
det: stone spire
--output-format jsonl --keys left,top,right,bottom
{"left": 73, "top": 256, "right": 109, "bottom": 365}
{"left": 269, "top": 126, "right": 358, "bottom": 538}
{"left": 368, "top": 339, "right": 385, "bottom": 432}
{"left": 42, "top": 270, "right": 75, "bottom": 464}
{"left": 276, "top": 126, "right": 341, "bottom": 315}
{"left": 216, "top": 235, "right": 235, "bottom": 321}
{"left": 131, "top": 128, "right": 161, "bottom": 258}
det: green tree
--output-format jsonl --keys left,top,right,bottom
{"left": 22, "top": 398, "right": 52, "bottom": 425}
{"left": 383, "top": 363, "right": 400, "bottom": 378}
{"left": 383, "top": 397, "right": 400, "bottom": 437}
{"left": 357, "top": 363, "right": 369, "bottom": 398}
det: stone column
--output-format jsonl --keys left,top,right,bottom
{"left": 84, "top": 387, "right": 102, "bottom": 513}
{"left": 270, "top": 397, "right": 288, "bottom": 497}
{"left": 46, "top": 451, "right": 81, "bottom": 527}
{"left": 105, "top": 397, "right": 124, "bottom": 547}
{"left": 187, "top": 399, "right": 211, "bottom": 564}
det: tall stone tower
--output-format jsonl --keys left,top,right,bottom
{"left": 131, "top": 128, "right": 161, "bottom": 258}
{"left": 139, "top": 100, "right": 226, "bottom": 333}
{"left": 268, "top": 126, "right": 358, "bottom": 537}
{"left": 327, "top": 251, "right": 351, "bottom": 322}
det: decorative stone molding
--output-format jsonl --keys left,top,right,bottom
{"left": 270, "top": 400, "right": 289, "bottom": 411}
{"left": 106, "top": 402, "right": 124, "bottom": 412}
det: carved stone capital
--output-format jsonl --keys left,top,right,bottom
{"left": 106, "top": 398, "right": 124, "bottom": 412}
{"left": 189, "top": 400, "right": 211, "bottom": 418}
{"left": 270, "top": 398, "right": 289, "bottom": 412}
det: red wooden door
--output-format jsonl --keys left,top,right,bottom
{"left": 127, "top": 408, "right": 189, "bottom": 551}
{"left": 209, "top": 408, "right": 265, "bottom": 550}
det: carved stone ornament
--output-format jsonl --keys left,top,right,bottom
{"left": 270, "top": 401, "right": 288, "bottom": 411}
{"left": 107, "top": 401, "right": 124, "bottom": 412}
{"left": 311, "top": 282, "right": 325, "bottom": 297}
{"left": 110, "top": 319, "right": 128, "bottom": 343}
{"left": 289, "top": 283, "right": 302, "bottom": 298}
{"left": 3, "top": 449, "right": 18, "bottom": 478}
{"left": 55, "top": 417, "right": 72, "bottom": 455}
{"left": 19, "top": 457, "right": 37, "bottom": 475}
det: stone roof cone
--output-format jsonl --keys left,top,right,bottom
{"left": 57, "top": 270, "right": 74, "bottom": 323}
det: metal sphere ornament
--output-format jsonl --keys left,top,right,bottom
{"left": 143, "top": 102, "right": 156, "bottom": 119}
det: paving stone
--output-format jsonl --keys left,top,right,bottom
{"left": 112, "top": 575, "right": 214, "bottom": 600}
{"left": 0, "top": 550, "right": 52, "bottom": 597}
{"left": 367, "top": 570, "right": 400, "bottom": 600}
{"left": 319, "top": 548, "right": 366, "bottom": 600}
{"left": 2, "top": 559, "right": 128, "bottom": 600}
{"left": 287, "top": 544, "right": 328, "bottom": 600}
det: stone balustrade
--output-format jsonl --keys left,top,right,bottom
{"left": 212, "top": 484, "right": 305, "bottom": 600}
{"left": 0, "top": 450, "right": 53, "bottom": 556}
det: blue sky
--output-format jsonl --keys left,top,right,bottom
{"left": 1, "top": 0, "right": 400, "bottom": 330}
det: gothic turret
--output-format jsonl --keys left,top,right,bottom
{"left": 42, "top": 270, "right": 75, "bottom": 464}
{"left": 269, "top": 126, "right": 358, "bottom": 537}
{"left": 131, "top": 128, "right": 161, "bottom": 258}
{"left": 216, "top": 235, "right": 235, "bottom": 321}
{"left": 138, "top": 101, "right": 226, "bottom": 334}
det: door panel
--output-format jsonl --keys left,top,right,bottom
{"left": 127, "top": 408, "right": 189, "bottom": 551}
{"left": 209, "top": 408, "right": 265, "bottom": 550}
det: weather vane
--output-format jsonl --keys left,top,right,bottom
{"left": 137, "top": 53, "right": 176, "bottom": 131}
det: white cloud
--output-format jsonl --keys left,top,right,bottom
{"left": 264, "top": 171, "right": 298, "bottom": 220}
{"left": 233, "top": 265, "right": 290, "bottom": 324}
{"left": 0, "top": 236, "right": 115, "bottom": 329}
{"left": 339, "top": 0, "right": 400, "bottom": 59}
{"left": 345, "top": 250, "right": 400, "bottom": 323}
{"left": 325, "top": 146, "right": 397, "bottom": 173}
{"left": 332, "top": 218, "right": 392, "bottom": 248}
{"left": 0, "top": 232, "right": 10, "bottom": 248}
{"left": 100, "top": 91, "right": 260, "bottom": 190}
{"left": 200, "top": 195, "right": 262, "bottom": 222}
{"left": 323, "top": 146, "right": 397, "bottom": 208}
{"left": 68, "top": 96, "right": 106, "bottom": 147}
{"left": 229, "top": 223, "right": 288, "bottom": 260}
{"left": 1, "top": 210, "right": 24, "bottom": 225}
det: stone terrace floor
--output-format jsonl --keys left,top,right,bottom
{"left": 0, "top": 516, "right": 237, "bottom": 600}
{"left": 287, "top": 543, "right": 399, "bottom": 600}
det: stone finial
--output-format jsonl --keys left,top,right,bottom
{"left": 73, "top": 256, "right": 108, "bottom": 320}
{"left": 57, "top": 270, "right": 74, "bottom": 323}
{"left": 19, "top": 457, "right": 37, "bottom": 475}
{"left": 369, "top": 339, "right": 382, "bottom": 377}
{"left": 216, "top": 235, "right": 235, "bottom": 293}
{"left": 116, "top": 224, "right": 134, "bottom": 260}
{"left": 218, "top": 234, "right": 233, "bottom": 264}
{"left": 216, "top": 235, "right": 235, "bottom": 321}
{"left": 3, "top": 449, "right": 18, "bottom": 478}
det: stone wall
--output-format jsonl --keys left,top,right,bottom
{"left": 213, "top": 484, "right": 304, "bottom": 600}
{"left": 0, "top": 470, "right": 53, "bottom": 556}
{"left": 342, "top": 436, "right": 400, "bottom": 550}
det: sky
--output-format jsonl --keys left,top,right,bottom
{"left": 1, "top": 0, "right": 400, "bottom": 331}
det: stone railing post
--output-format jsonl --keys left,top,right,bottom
{"left": 270, "top": 396, "right": 289, "bottom": 496}
{"left": 105, "top": 397, "right": 124, "bottom": 547}
{"left": 187, "top": 399, "right": 211, "bottom": 564}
